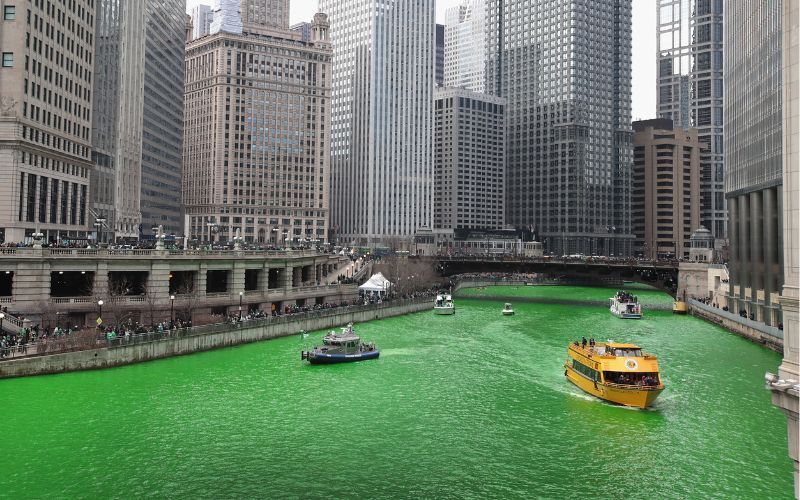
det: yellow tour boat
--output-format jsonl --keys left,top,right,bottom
{"left": 564, "top": 340, "right": 665, "bottom": 408}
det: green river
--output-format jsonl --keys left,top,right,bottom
{"left": 0, "top": 285, "right": 793, "bottom": 498}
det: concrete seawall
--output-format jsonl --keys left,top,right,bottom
{"left": 0, "top": 300, "right": 432, "bottom": 379}
{"left": 689, "top": 299, "right": 784, "bottom": 353}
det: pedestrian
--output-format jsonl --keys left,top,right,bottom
{"left": 581, "top": 337, "right": 587, "bottom": 349}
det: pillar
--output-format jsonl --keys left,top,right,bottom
{"left": 728, "top": 196, "right": 739, "bottom": 311}
{"left": 750, "top": 191, "right": 764, "bottom": 320}
{"left": 764, "top": 188, "right": 777, "bottom": 324}
{"left": 738, "top": 194, "right": 750, "bottom": 312}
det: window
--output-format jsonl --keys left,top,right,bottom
{"left": 3, "top": 6, "right": 14, "bottom": 20}
{"left": 1, "top": 52, "right": 12, "bottom": 67}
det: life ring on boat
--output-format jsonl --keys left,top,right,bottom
{"left": 624, "top": 358, "right": 638, "bottom": 370}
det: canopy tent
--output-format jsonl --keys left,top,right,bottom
{"left": 359, "top": 273, "right": 392, "bottom": 294}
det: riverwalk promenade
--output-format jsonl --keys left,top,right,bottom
{"left": 0, "top": 298, "right": 432, "bottom": 379}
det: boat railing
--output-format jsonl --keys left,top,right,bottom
{"left": 604, "top": 381, "right": 663, "bottom": 391}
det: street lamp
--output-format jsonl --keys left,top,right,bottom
{"left": 170, "top": 294, "right": 175, "bottom": 324}
{"left": 239, "top": 291, "right": 243, "bottom": 321}
{"left": 97, "top": 299, "right": 104, "bottom": 325}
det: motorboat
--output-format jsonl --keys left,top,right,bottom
{"left": 301, "top": 323, "right": 379, "bottom": 364}
{"left": 434, "top": 294, "right": 455, "bottom": 315}
{"left": 502, "top": 303, "right": 515, "bottom": 316}
{"left": 610, "top": 291, "right": 642, "bottom": 319}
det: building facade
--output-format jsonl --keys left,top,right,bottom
{"left": 183, "top": 9, "right": 332, "bottom": 246}
{"left": 632, "top": 119, "right": 701, "bottom": 260}
{"left": 657, "top": 0, "right": 726, "bottom": 242}
{"left": 241, "top": 0, "right": 288, "bottom": 32}
{"left": 444, "top": 0, "right": 486, "bottom": 93}
{"left": 0, "top": 0, "right": 96, "bottom": 244}
{"left": 724, "top": 0, "right": 783, "bottom": 326}
{"left": 141, "top": 0, "right": 186, "bottom": 238}
{"left": 434, "top": 88, "right": 505, "bottom": 231}
{"left": 92, "top": 0, "right": 147, "bottom": 242}
{"left": 190, "top": 4, "right": 213, "bottom": 41}
{"left": 319, "top": 0, "right": 435, "bottom": 247}
{"left": 770, "top": 1, "right": 799, "bottom": 492}
{"left": 290, "top": 22, "right": 311, "bottom": 42}
{"left": 435, "top": 23, "right": 444, "bottom": 87}
{"left": 486, "top": 0, "right": 634, "bottom": 257}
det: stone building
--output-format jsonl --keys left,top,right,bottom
{"left": 0, "top": 0, "right": 96, "bottom": 243}
{"left": 183, "top": 5, "right": 332, "bottom": 246}
{"left": 632, "top": 119, "right": 701, "bottom": 260}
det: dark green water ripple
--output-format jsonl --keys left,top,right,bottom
{"left": 0, "top": 286, "right": 792, "bottom": 499}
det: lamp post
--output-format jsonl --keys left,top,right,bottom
{"left": 272, "top": 227, "right": 279, "bottom": 245}
{"left": 97, "top": 299, "right": 104, "bottom": 326}
{"left": 239, "top": 291, "right": 243, "bottom": 321}
{"left": 170, "top": 294, "right": 175, "bottom": 324}
{"left": 95, "top": 217, "right": 106, "bottom": 244}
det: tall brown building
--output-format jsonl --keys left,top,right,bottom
{"left": 632, "top": 119, "right": 701, "bottom": 260}
{"left": 0, "top": 1, "right": 96, "bottom": 243}
{"left": 183, "top": 9, "right": 332, "bottom": 246}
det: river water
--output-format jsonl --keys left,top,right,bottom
{"left": 0, "top": 285, "right": 793, "bottom": 498}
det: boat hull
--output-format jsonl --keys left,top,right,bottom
{"left": 611, "top": 310, "right": 642, "bottom": 319}
{"left": 306, "top": 350, "right": 380, "bottom": 364}
{"left": 672, "top": 301, "right": 688, "bottom": 314}
{"left": 502, "top": 311, "right": 514, "bottom": 316}
{"left": 565, "top": 364, "right": 663, "bottom": 408}
{"left": 434, "top": 307, "right": 455, "bottom": 315}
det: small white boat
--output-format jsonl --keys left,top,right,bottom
{"left": 434, "top": 294, "right": 455, "bottom": 315}
{"left": 502, "top": 303, "right": 515, "bottom": 316}
{"left": 610, "top": 291, "right": 643, "bottom": 319}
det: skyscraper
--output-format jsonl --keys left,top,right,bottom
{"left": 0, "top": 0, "right": 96, "bottom": 243}
{"left": 183, "top": 6, "right": 332, "bottom": 246}
{"left": 724, "top": 0, "right": 783, "bottom": 326}
{"left": 486, "top": 0, "right": 634, "bottom": 256}
{"left": 319, "top": 0, "right": 435, "bottom": 247}
{"left": 92, "top": 0, "right": 186, "bottom": 242}
{"left": 632, "top": 119, "right": 701, "bottom": 260}
{"left": 91, "top": 0, "right": 147, "bottom": 242}
{"left": 141, "top": 0, "right": 187, "bottom": 237}
{"left": 657, "top": 0, "right": 726, "bottom": 241}
{"left": 241, "top": 0, "right": 289, "bottom": 31}
{"left": 444, "top": 0, "right": 486, "bottom": 93}
{"left": 190, "top": 4, "right": 213, "bottom": 40}
{"left": 434, "top": 88, "right": 505, "bottom": 231}
{"left": 435, "top": 24, "right": 445, "bottom": 87}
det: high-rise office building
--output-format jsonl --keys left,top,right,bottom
{"left": 183, "top": 7, "right": 332, "bottom": 245}
{"left": 190, "top": 4, "right": 213, "bottom": 40}
{"left": 486, "top": 0, "right": 634, "bottom": 256}
{"left": 444, "top": 0, "right": 486, "bottom": 93}
{"left": 319, "top": 0, "right": 435, "bottom": 247}
{"left": 141, "top": 0, "right": 186, "bottom": 237}
{"left": 724, "top": 0, "right": 783, "bottom": 326}
{"left": 435, "top": 24, "right": 445, "bottom": 87}
{"left": 291, "top": 22, "right": 312, "bottom": 42}
{"left": 241, "top": 0, "right": 289, "bottom": 32}
{"left": 0, "top": 0, "right": 96, "bottom": 244}
{"left": 657, "top": 0, "right": 726, "bottom": 241}
{"left": 91, "top": 0, "right": 147, "bottom": 242}
{"left": 632, "top": 119, "right": 701, "bottom": 260}
{"left": 434, "top": 88, "right": 505, "bottom": 231}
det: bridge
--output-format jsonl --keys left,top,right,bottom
{"left": 432, "top": 256, "right": 680, "bottom": 297}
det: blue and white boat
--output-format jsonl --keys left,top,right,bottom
{"left": 301, "top": 323, "right": 379, "bottom": 364}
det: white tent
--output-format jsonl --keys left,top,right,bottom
{"left": 359, "top": 273, "right": 392, "bottom": 294}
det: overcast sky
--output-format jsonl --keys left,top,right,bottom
{"left": 186, "top": 0, "right": 657, "bottom": 120}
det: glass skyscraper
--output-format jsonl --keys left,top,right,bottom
{"left": 657, "top": 0, "right": 726, "bottom": 241}
{"left": 724, "top": 0, "right": 783, "bottom": 326}
{"left": 444, "top": 0, "right": 486, "bottom": 93}
{"left": 486, "top": 0, "right": 634, "bottom": 256}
